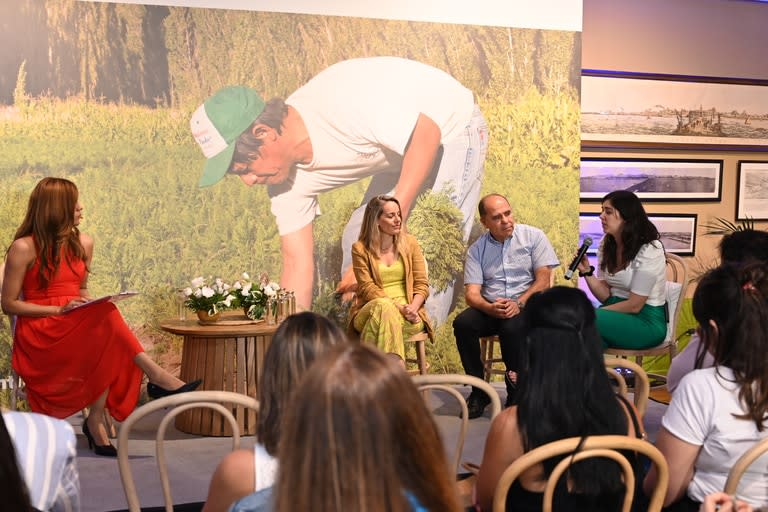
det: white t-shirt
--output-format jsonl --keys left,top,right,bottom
{"left": 269, "top": 56, "right": 475, "bottom": 235}
{"left": 598, "top": 240, "right": 667, "bottom": 306}
{"left": 253, "top": 442, "right": 278, "bottom": 492}
{"left": 663, "top": 367, "right": 768, "bottom": 505}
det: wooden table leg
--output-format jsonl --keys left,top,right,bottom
{"left": 175, "top": 332, "right": 272, "bottom": 436}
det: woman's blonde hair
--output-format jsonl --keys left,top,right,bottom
{"left": 357, "top": 195, "right": 401, "bottom": 256}
{"left": 11, "top": 177, "right": 87, "bottom": 289}
{"left": 274, "top": 343, "right": 461, "bottom": 512}
{"left": 256, "top": 311, "right": 349, "bottom": 455}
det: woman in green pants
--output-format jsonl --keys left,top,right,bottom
{"left": 576, "top": 190, "right": 667, "bottom": 349}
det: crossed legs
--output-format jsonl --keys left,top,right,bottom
{"left": 86, "top": 354, "right": 186, "bottom": 446}
{"left": 134, "top": 352, "right": 184, "bottom": 390}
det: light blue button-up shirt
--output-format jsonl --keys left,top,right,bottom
{"left": 464, "top": 224, "right": 559, "bottom": 303}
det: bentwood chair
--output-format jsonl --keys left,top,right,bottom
{"left": 604, "top": 358, "right": 650, "bottom": 420}
{"left": 724, "top": 437, "right": 768, "bottom": 497}
{"left": 117, "top": 390, "right": 259, "bottom": 512}
{"left": 412, "top": 374, "right": 500, "bottom": 474}
{"left": 604, "top": 253, "right": 689, "bottom": 384}
{"left": 492, "top": 435, "right": 669, "bottom": 512}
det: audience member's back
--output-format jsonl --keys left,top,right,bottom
{"left": 202, "top": 312, "right": 348, "bottom": 512}
{"left": 645, "top": 262, "right": 768, "bottom": 508}
{"left": 668, "top": 229, "right": 768, "bottom": 392}
{"left": 2, "top": 410, "right": 80, "bottom": 512}
{"left": 475, "top": 286, "right": 644, "bottom": 512}
{"left": 229, "top": 343, "right": 462, "bottom": 512}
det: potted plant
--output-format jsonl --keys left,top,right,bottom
{"left": 183, "top": 276, "right": 236, "bottom": 322}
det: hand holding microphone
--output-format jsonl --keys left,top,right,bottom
{"left": 564, "top": 237, "right": 593, "bottom": 280}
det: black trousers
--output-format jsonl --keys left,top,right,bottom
{"left": 453, "top": 306, "right": 526, "bottom": 392}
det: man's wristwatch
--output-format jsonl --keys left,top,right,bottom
{"left": 514, "top": 299, "right": 525, "bottom": 310}
{"left": 578, "top": 265, "right": 595, "bottom": 277}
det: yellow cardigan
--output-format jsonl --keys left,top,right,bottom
{"left": 349, "top": 233, "right": 434, "bottom": 342}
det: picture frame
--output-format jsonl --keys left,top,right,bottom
{"left": 581, "top": 70, "right": 768, "bottom": 149}
{"left": 736, "top": 160, "right": 768, "bottom": 220}
{"left": 580, "top": 158, "right": 723, "bottom": 202}
{"left": 579, "top": 212, "right": 697, "bottom": 256}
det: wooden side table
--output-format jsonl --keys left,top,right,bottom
{"left": 158, "top": 318, "right": 278, "bottom": 436}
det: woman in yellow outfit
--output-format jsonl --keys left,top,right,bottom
{"left": 350, "top": 195, "right": 433, "bottom": 359}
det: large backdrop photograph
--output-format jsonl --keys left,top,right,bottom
{"left": 0, "top": 0, "right": 580, "bottom": 392}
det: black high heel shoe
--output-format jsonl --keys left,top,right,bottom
{"left": 82, "top": 417, "right": 117, "bottom": 457}
{"left": 146, "top": 378, "right": 202, "bottom": 399}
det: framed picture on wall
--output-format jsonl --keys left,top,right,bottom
{"left": 579, "top": 212, "right": 697, "bottom": 256}
{"left": 736, "top": 161, "right": 768, "bottom": 220}
{"left": 580, "top": 158, "right": 723, "bottom": 202}
{"left": 650, "top": 213, "right": 698, "bottom": 256}
{"left": 578, "top": 213, "right": 603, "bottom": 255}
{"left": 581, "top": 70, "right": 768, "bottom": 149}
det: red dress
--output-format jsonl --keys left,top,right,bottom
{"left": 12, "top": 255, "right": 144, "bottom": 421}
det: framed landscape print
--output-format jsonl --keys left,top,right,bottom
{"left": 737, "top": 161, "right": 768, "bottom": 220}
{"left": 582, "top": 70, "right": 768, "bottom": 149}
{"left": 579, "top": 212, "right": 697, "bottom": 256}
{"left": 580, "top": 158, "right": 723, "bottom": 202}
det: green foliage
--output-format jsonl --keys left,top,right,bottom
{"left": 408, "top": 191, "right": 465, "bottom": 293}
{"left": 0, "top": 9, "right": 579, "bottom": 378}
{"left": 700, "top": 217, "right": 756, "bottom": 235}
{"left": 427, "top": 295, "right": 468, "bottom": 374}
{"left": 13, "top": 60, "right": 28, "bottom": 110}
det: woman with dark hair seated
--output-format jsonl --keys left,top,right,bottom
{"left": 475, "top": 286, "right": 644, "bottom": 511}
{"left": 228, "top": 343, "right": 461, "bottom": 512}
{"left": 645, "top": 263, "right": 768, "bottom": 510}
{"left": 576, "top": 190, "right": 667, "bottom": 349}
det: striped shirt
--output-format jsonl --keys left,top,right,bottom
{"left": 3, "top": 411, "right": 80, "bottom": 512}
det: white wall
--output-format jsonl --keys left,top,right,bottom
{"left": 583, "top": 0, "right": 768, "bottom": 79}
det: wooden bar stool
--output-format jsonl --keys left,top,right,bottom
{"left": 404, "top": 331, "right": 430, "bottom": 375}
{"left": 479, "top": 335, "right": 505, "bottom": 382}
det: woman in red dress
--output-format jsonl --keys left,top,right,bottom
{"left": 1, "top": 178, "right": 199, "bottom": 456}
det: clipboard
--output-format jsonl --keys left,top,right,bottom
{"left": 65, "top": 291, "right": 139, "bottom": 312}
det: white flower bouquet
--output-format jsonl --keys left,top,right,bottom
{"left": 232, "top": 272, "right": 281, "bottom": 320}
{"left": 183, "top": 276, "right": 236, "bottom": 315}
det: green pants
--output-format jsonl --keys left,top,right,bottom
{"left": 596, "top": 296, "right": 667, "bottom": 349}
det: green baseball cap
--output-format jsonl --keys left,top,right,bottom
{"left": 190, "top": 86, "right": 265, "bottom": 187}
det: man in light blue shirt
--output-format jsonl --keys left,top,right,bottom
{"left": 453, "top": 194, "right": 559, "bottom": 418}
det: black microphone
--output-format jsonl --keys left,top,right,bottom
{"left": 564, "top": 237, "right": 593, "bottom": 280}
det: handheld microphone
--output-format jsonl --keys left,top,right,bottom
{"left": 564, "top": 237, "right": 593, "bottom": 280}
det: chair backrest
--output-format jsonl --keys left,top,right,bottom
{"left": 493, "top": 435, "right": 668, "bottom": 512}
{"left": 724, "top": 436, "right": 768, "bottom": 496}
{"left": 664, "top": 253, "right": 689, "bottom": 345}
{"left": 0, "top": 264, "right": 23, "bottom": 411}
{"left": 411, "top": 374, "right": 501, "bottom": 474}
{"left": 604, "top": 358, "right": 650, "bottom": 420}
{"left": 117, "top": 391, "right": 259, "bottom": 512}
